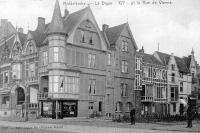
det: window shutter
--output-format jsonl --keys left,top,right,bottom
{"left": 35, "top": 62, "right": 38, "bottom": 78}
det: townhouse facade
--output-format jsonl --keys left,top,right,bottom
{"left": 0, "top": 0, "right": 138, "bottom": 119}
{"left": 135, "top": 48, "right": 168, "bottom": 115}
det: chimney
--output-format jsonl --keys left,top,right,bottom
{"left": 139, "top": 46, "right": 144, "bottom": 53}
{"left": 18, "top": 27, "right": 23, "bottom": 33}
{"left": 37, "top": 17, "right": 45, "bottom": 32}
{"left": 102, "top": 24, "right": 109, "bottom": 31}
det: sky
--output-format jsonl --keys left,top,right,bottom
{"left": 0, "top": 0, "right": 200, "bottom": 62}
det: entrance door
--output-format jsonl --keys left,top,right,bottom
{"left": 62, "top": 101, "right": 77, "bottom": 117}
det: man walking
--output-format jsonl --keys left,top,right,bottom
{"left": 130, "top": 108, "right": 135, "bottom": 125}
{"left": 186, "top": 105, "right": 193, "bottom": 128}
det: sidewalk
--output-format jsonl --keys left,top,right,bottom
{"left": 0, "top": 120, "right": 193, "bottom": 133}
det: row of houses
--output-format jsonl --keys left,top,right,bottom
{"left": 0, "top": 0, "right": 199, "bottom": 120}
{"left": 136, "top": 48, "right": 200, "bottom": 116}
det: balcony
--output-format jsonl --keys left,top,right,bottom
{"left": 38, "top": 92, "right": 79, "bottom": 100}
{"left": 141, "top": 96, "right": 154, "bottom": 102}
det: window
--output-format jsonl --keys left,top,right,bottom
{"left": 126, "top": 102, "right": 132, "bottom": 112}
{"left": 28, "top": 63, "right": 35, "bottom": 78}
{"left": 81, "top": 30, "right": 85, "bottom": 43}
{"left": 99, "top": 101, "right": 102, "bottom": 112}
{"left": 89, "top": 102, "right": 94, "bottom": 113}
{"left": 180, "top": 82, "right": 183, "bottom": 92}
{"left": 171, "top": 87, "right": 178, "bottom": 101}
{"left": 180, "top": 73, "right": 183, "bottom": 78}
{"left": 88, "top": 54, "right": 95, "bottom": 68}
{"left": 171, "top": 64, "right": 175, "bottom": 70}
{"left": 136, "top": 56, "right": 141, "bottom": 70}
{"left": 12, "top": 64, "right": 21, "bottom": 79}
{"left": 121, "top": 41, "right": 128, "bottom": 52}
{"left": 107, "top": 53, "right": 111, "bottom": 65}
{"left": 121, "top": 83, "right": 128, "bottom": 97}
{"left": 171, "top": 73, "right": 175, "bottom": 82}
{"left": 89, "top": 32, "right": 93, "bottom": 44}
{"left": 42, "top": 51, "right": 48, "bottom": 65}
{"left": 3, "top": 71, "right": 9, "bottom": 84}
{"left": 116, "top": 102, "right": 122, "bottom": 112}
{"left": 122, "top": 60, "right": 128, "bottom": 73}
{"left": 2, "top": 96, "right": 9, "bottom": 104}
{"left": 88, "top": 79, "right": 96, "bottom": 94}
{"left": 53, "top": 47, "right": 59, "bottom": 62}
{"left": 173, "top": 103, "right": 176, "bottom": 112}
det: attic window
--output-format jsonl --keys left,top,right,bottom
{"left": 81, "top": 30, "right": 85, "bottom": 43}
{"left": 86, "top": 19, "right": 91, "bottom": 28}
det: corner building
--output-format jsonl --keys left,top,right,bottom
{"left": 0, "top": 0, "right": 138, "bottom": 119}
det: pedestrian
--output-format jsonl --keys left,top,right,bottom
{"left": 130, "top": 108, "right": 135, "bottom": 125}
{"left": 186, "top": 105, "right": 194, "bottom": 128}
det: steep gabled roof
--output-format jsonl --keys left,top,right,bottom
{"left": 29, "top": 30, "right": 46, "bottom": 47}
{"left": 143, "top": 53, "right": 163, "bottom": 66}
{"left": 104, "top": 23, "right": 127, "bottom": 45}
{"left": 63, "top": 7, "right": 88, "bottom": 35}
{"left": 155, "top": 51, "right": 171, "bottom": 65}
{"left": 174, "top": 56, "right": 190, "bottom": 73}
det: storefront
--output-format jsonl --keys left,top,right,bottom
{"left": 41, "top": 100, "right": 78, "bottom": 118}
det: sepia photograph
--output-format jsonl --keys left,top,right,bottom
{"left": 0, "top": 0, "right": 199, "bottom": 132}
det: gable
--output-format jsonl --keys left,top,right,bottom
{"left": 67, "top": 7, "right": 107, "bottom": 51}
{"left": 168, "top": 55, "right": 178, "bottom": 71}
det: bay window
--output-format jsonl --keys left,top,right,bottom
{"left": 49, "top": 72, "right": 79, "bottom": 94}
{"left": 49, "top": 47, "right": 64, "bottom": 63}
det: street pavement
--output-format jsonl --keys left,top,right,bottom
{"left": 0, "top": 120, "right": 199, "bottom": 133}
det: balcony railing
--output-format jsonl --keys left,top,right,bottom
{"left": 141, "top": 96, "right": 154, "bottom": 102}
{"left": 154, "top": 98, "right": 167, "bottom": 102}
{"left": 26, "top": 77, "right": 38, "bottom": 83}
{"left": 38, "top": 92, "right": 79, "bottom": 100}
{"left": 28, "top": 103, "right": 39, "bottom": 110}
